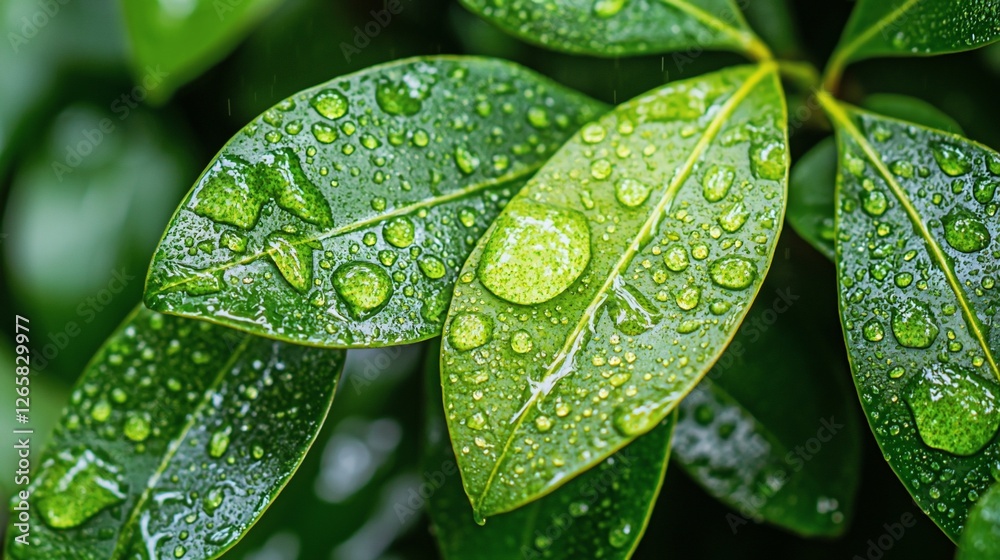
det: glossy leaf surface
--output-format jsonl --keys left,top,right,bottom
{"left": 958, "top": 482, "right": 1000, "bottom": 559}
{"left": 145, "top": 57, "right": 606, "bottom": 348}
{"left": 459, "top": 0, "right": 769, "bottom": 59}
{"left": 120, "top": 0, "right": 284, "bottom": 102}
{"left": 823, "top": 95, "right": 1000, "bottom": 539}
{"left": 673, "top": 265, "right": 861, "bottom": 537}
{"left": 441, "top": 63, "right": 789, "bottom": 518}
{"left": 788, "top": 95, "right": 963, "bottom": 261}
{"left": 427, "top": 344, "right": 677, "bottom": 559}
{"left": 4, "top": 306, "right": 344, "bottom": 559}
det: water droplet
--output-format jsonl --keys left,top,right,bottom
{"left": 717, "top": 202, "right": 749, "bottom": 232}
{"left": 511, "top": 330, "right": 533, "bottom": 354}
{"left": 259, "top": 148, "right": 334, "bottom": 227}
{"left": 191, "top": 154, "right": 263, "bottom": 229}
{"left": 383, "top": 217, "right": 415, "bottom": 248}
{"left": 35, "top": 449, "right": 126, "bottom": 528}
{"left": 204, "top": 485, "right": 225, "bottom": 515}
{"left": 942, "top": 207, "right": 991, "bottom": 253}
{"left": 863, "top": 319, "right": 885, "bottom": 342}
{"left": 527, "top": 106, "right": 550, "bottom": 128}
{"left": 266, "top": 232, "right": 314, "bottom": 293}
{"left": 376, "top": 77, "right": 428, "bottom": 116}
{"left": 891, "top": 299, "right": 939, "bottom": 349}
{"left": 310, "top": 89, "right": 349, "bottom": 120}
{"left": 613, "top": 402, "right": 661, "bottom": 436}
{"left": 581, "top": 124, "right": 606, "bottom": 144}
{"left": 702, "top": 165, "right": 735, "bottom": 202}
{"left": 974, "top": 178, "right": 999, "bottom": 205}
{"left": 458, "top": 207, "right": 477, "bottom": 228}
{"left": 209, "top": 426, "right": 232, "bottom": 458}
{"left": 615, "top": 178, "right": 652, "bottom": 208}
{"left": 455, "top": 146, "right": 481, "bottom": 175}
{"left": 663, "top": 244, "right": 689, "bottom": 272}
{"left": 124, "top": 414, "right": 151, "bottom": 442}
{"left": 709, "top": 257, "right": 757, "bottom": 290}
{"left": 591, "top": 159, "right": 613, "bottom": 180}
{"left": 449, "top": 313, "right": 492, "bottom": 351}
{"left": 608, "top": 520, "right": 633, "bottom": 548}
{"left": 418, "top": 256, "right": 446, "bottom": 279}
{"left": 478, "top": 199, "right": 591, "bottom": 305}
{"left": 750, "top": 140, "right": 787, "bottom": 181}
{"left": 311, "top": 122, "right": 338, "bottom": 144}
{"left": 675, "top": 285, "right": 700, "bottom": 311}
{"left": 609, "top": 279, "right": 661, "bottom": 336}
{"left": 593, "top": 0, "right": 626, "bottom": 18}
{"left": 861, "top": 190, "right": 888, "bottom": 217}
{"left": 932, "top": 142, "right": 972, "bottom": 177}
{"left": 906, "top": 365, "right": 1000, "bottom": 455}
{"left": 333, "top": 262, "right": 393, "bottom": 319}
{"left": 534, "top": 416, "right": 553, "bottom": 432}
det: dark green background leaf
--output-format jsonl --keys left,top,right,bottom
{"left": 145, "top": 56, "right": 606, "bottom": 349}
{"left": 959, "top": 481, "right": 1000, "bottom": 559}
{"left": 459, "top": 0, "right": 770, "bottom": 59}
{"left": 741, "top": 0, "right": 802, "bottom": 58}
{"left": 823, "top": 96, "right": 1000, "bottom": 540}
{"left": 427, "top": 342, "right": 677, "bottom": 559}
{"left": 441, "top": 63, "right": 788, "bottom": 518}
{"left": 4, "top": 306, "right": 344, "bottom": 559}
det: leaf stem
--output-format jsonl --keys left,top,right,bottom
{"left": 777, "top": 60, "right": 820, "bottom": 92}
{"left": 744, "top": 34, "right": 774, "bottom": 62}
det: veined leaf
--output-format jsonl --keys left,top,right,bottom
{"left": 4, "top": 306, "right": 344, "bottom": 559}
{"left": 459, "top": 0, "right": 770, "bottom": 59}
{"left": 788, "top": 95, "right": 963, "bottom": 261}
{"left": 673, "top": 264, "right": 861, "bottom": 537}
{"left": 959, "top": 482, "right": 1000, "bottom": 559}
{"left": 820, "top": 93, "right": 1000, "bottom": 540}
{"left": 145, "top": 57, "right": 606, "bottom": 349}
{"left": 120, "top": 0, "right": 284, "bottom": 102}
{"left": 426, "top": 342, "right": 677, "bottom": 559}
{"left": 441, "top": 63, "right": 788, "bottom": 519}
{"left": 825, "top": 0, "right": 1000, "bottom": 89}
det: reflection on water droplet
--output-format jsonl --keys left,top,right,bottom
{"left": 455, "top": 146, "right": 481, "bottom": 175}
{"left": 449, "top": 313, "right": 492, "bottom": 351}
{"left": 932, "top": 142, "right": 972, "bottom": 177}
{"left": 478, "top": 199, "right": 591, "bottom": 305}
{"left": 310, "top": 89, "right": 349, "bottom": 120}
{"left": 891, "top": 299, "right": 939, "bottom": 349}
{"left": 36, "top": 448, "right": 126, "bottom": 528}
{"left": 333, "top": 262, "right": 393, "bottom": 319}
{"left": 942, "top": 207, "right": 991, "bottom": 253}
{"left": 709, "top": 257, "right": 757, "bottom": 290}
{"left": 613, "top": 401, "right": 661, "bottom": 436}
{"left": 702, "top": 165, "right": 735, "bottom": 202}
{"left": 615, "top": 178, "right": 651, "bottom": 208}
{"left": 906, "top": 365, "right": 1000, "bottom": 455}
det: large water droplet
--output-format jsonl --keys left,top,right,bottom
{"left": 418, "top": 256, "right": 446, "bottom": 279}
{"left": 454, "top": 146, "right": 481, "bottom": 175}
{"left": 906, "top": 365, "right": 1000, "bottom": 455}
{"left": 35, "top": 449, "right": 126, "bottom": 529}
{"left": 266, "top": 232, "right": 315, "bottom": 293}
{"left": 449, "top": 313, "right": 492, "bottom": 351}
{"left": 310, "top": 89, "right": 349, "bottom": 120}
{"left": 612, "top": 402, "right": 661, "bottom": 436}
{"left": 702, "top": 165, "right": 735, "bottom": 202}
{"left": 717, "top": 202, "right": 749, "bottom": 232}
{"left": 511, "top": 330, "right": 533, "bottom": 354}
{"left": 942, "top": 207, "right": 991, "bottom": 253}
{"left": 609, "top": 278, "right": 662, "bottom": 336}
{"left": 259, "top": 149, "right": 334, "bottom": 228}
{"left": 750, "top": 140, "right": 787, "bottom": 181}
{"left": 333, "top": 262, "right": 393, "bottom": 319}
{"left": 376, "top": 77, "right": 428, "bottom": 116}
{"left": 891, "top": 299, "right": 939, "bottom": 349}
{"left": 974, "top": 178, "right": 999, "bottom": 205}
{"left": 663, "top": 244, "right": 689, "bottom": 272}
{"left": 709, "top": 257, "right": 757, "bottom": 290}
{"left": 209, "top": 426, "right": 232, "bottom": 458}
{"left": 124, "top": 414, "right": 151, "bottom": 442}
{"left": 932, "top": 142, "right": 972, "bottom": 177}
{"left": 615, "top": 178, "right": 652, "bottom": 208}
{"left": 191, "top": 154, "right": 263, "bottom": 229}
{"left": 861, "top": 190, "right": 888, "bottom": 217}
{"left": 383, "top": 217, "right": 415, "bottom": 248}
{"left": 478, "top": 199, "right": 591, "bottom": 305}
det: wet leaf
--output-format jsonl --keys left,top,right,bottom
{"left": 3, "top": 306, "right": 344, "bottom": 559}
{"left": 821, "top": 93, "right": 1000, "bottom": 540}
{"left": 426, "top": 343, "right": 677, "bottom": 558}
{"left": 441, "top": 63, "right": 788, "bottom": 518}
{"left": 788, "top": 95, "right": 963, "bottom": 261}
{"left": 826, "top": 0, "right": 1000, "bottom": 88}
{"left": 459, "top": 0, "right": 770, "bottom": 59}
{"left": 145, "top": 57, "right": 606, "bottom": 348}
{"left": 673, "top": 274, "right": 861, "bottom": 537}
{"left": 958, "top": 482, "right": 1000, "bottom": 559}
{"left": 120, "top": 0, "right": 284, "bottom": 102}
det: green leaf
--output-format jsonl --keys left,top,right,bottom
{"left": 458, "top": 0, "right": 771, "bottom": 59}
{"left": 426, "top": 342, "right": 677, "bottom": 559}
{"left": 820, "top": 92, "right": 1000, "bottom": 540}
{"left": 4, "top": 306, "right": 344, "bottom": 559}
{"left": 120, "top": 0, "right": 284, "bottom": 102}
{"left": 672, "top": 267, "right": 861, "bottom": 537}
{"left": 441, "top": 63, "right": 789, "bottom": 519}
{"left": 959, "top": 482, "right": 1000, "bottom": 559}
{"left": 825, "top": 0, "right": 1000, "bottom": 89}
{"left": 788, "top": 95, "right": 963, "bottom": 261}
{"left": 144, "top": 56, "right": 606, "bottom": 349}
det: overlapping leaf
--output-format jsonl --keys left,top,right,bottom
{"left": 120, "top": 0, "right": 285, "bottom": 102}
{"left": 459, "top": 0, "right": 770, "bottom": 58}
{"left": 673, "top": 268, "right": 861, "bottom": 537}
{"left": 826, "top": 0, "right": 1000, "bottom": 88}
{"left": 441, "top": 63, "right": 788, "bottom": 518}
{"left": 145, "top": 57, "right": 606, "bottom": 348}
{"left": 822, "top": 95, "right": 1000, "bottom": 539}
{"left": 426, "top": 343, "right": 677, "bottom": 559}
{"left": 959, "top": 482, "right": 1000, "bottom": 559}
{"left": 4, "top": 306, "right": 344, "bottom": 559}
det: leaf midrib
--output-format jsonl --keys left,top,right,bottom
{"left": 821, "top": 93, "right": 1000, "bottom": 383}
{"left": 473, "top": 62, "right": 777, "bottom": 514}
{"left": 149, "top": 167, "right": 538, "bottom": 296}
{"left": 838, "top": 0, "right": 920, "bottom": 63}
{"left": 110, "top": 335, "right": 254, "bottom": 559}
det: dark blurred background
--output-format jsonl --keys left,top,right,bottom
{"left": 4, "top": 0, "right": 999, "bottom": 557}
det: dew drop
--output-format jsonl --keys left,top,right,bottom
{"left": 612, "top": 402, "right": 661, "bottom": 437}
{"left": 709, "top": 257, "right": 757, "bottom": 290}
{"left": 124, "top": 414, "right": 151, "bottom": 443}
{"left": 209, "top": 426, "right": 232, "bottom": 458}
{"left": 906, "top": 365, "right": 1000, "bottom": 455}
{"left": 266, "top": 232, "right": 314, "bottom": 293}
{"left": 702, "top": 164, "right": 735, "bottom": 202}
{"left": 932, "top": 142, "right": 972, "bottom": 177}
{"left": 455, "top": 146, "right": 481, "bottom": 175}
{"left": 862, "top": 319, "right": 885, "bottom": 342}
{"left": 383, "top": 217, "right": 415, "bottom": 248}
{"left": 449, "top": 313, "right": 492, "bottom": 352}
{"left": 418, "top": 256, "right": 447, "bottom": 279}
{"left": 891, "top": 299, "right": 939, "bottom": 349}
{"left": 609, "top": 279, "right": 661, "bottom": 336}
{"left": 35, "top": 449, "right": 126, "bottom": 529}
{"left": 717, "top": 202, "right": 749, "bottom": 232}
{"left": 376, "top": 78, "right": 427, "bottom": 116}
{"left": 615, "top": 178, "right": 652, "bottom": 208}
{"left": 332, "top": 262, "right": 393, "bottom": 319}
{"left": 310, "top": 89, "right": 349, "bottom": 120}
{"left": 750, "top": 140, "right": 787, "bottom": 181}
{"left": 593, "top": 0, "right": 627, "bottom": 18}
{"left": 942, "top": 207, "right": 991, "bottom": 253}
{"left": 861, "top": 190, "right": 888, "bottom": 217}
{"left": 663, "top": 244, "right": 689, "bottom": 272}
{"left": 511, "top": 330, "right": 533, "bottom": 354}
{"left": 608, "top": 520, "right": 633, "bottom": 548}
